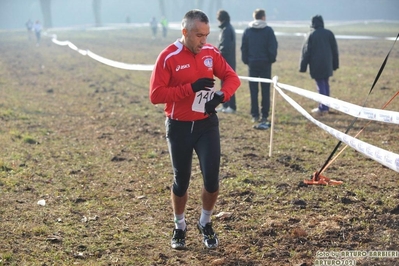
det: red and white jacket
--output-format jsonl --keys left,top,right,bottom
{"left": 150, "top": 40, "right": 240, "bottom": 121}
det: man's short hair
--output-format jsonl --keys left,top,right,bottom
{"left": 182, "top": 9, "right": 209, "bottom": 30}
{"left": 253, "top": 9, "right": 265, "bottom": 20}
{"left": 217, "top": 10, "right": 230, "bottom": 23}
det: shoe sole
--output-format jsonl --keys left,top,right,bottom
{"left": 253, "top": 126, "right": 269, "bottom": 130}
{"left": 171, "top": 244, "right": 186, "bottom": 250}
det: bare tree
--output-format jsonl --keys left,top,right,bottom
{"left": 93, "top": 0, "right": 102, "bottom": 27}
{"left": 159, "top": 0, "right": 166, "bottom": 17}
{"left": 208, "top": 0, "right": 223, "bottom": 21}
{"left": 40, "top": 0, "right": 52, "bottom": 28}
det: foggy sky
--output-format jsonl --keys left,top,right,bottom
{"left": 0, "top": 0, "right": 398, "bottom": 30}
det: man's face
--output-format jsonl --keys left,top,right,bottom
{"left": 183, "top": 19, "right": 210, "bottom": 54}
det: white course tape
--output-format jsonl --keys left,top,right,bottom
{"left": 238, "top": 75, "right": 273, "bottom": 84}
{"left": 278, "top": 82, "right": 399, "bottom": 124}
{"left": 273, "top": 82, "right": 399, "bottom": 173}
{"left": 86, "top": 50, "right": 154, "bottom": 71}
{"left": 51, "top": 35, "right": 154, "bottom": 71}
{"left": 239, "top": 75, "right": 399, "bottom": 125}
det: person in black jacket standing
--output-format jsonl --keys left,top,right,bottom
{"left": 300, "top": 15, "right": 339, "bottom": 115}
{"left": 241, "top": 9, "right": 278, "bottom": 130}
{"left": 216, "top": 10, "right": 237, "bottom": 114}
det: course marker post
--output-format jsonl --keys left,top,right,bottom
{"left": 269, "top": 76, "right": 278, "bottom": 157}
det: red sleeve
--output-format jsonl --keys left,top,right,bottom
{"left": 212, "top": 49, "right": 241, "bottom": 102}
{"left": 149, "top": 49, "right": 193, "bottom": 105}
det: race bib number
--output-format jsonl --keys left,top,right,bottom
{"left": 191, "top": 88, "right": 215, "bottom": 113}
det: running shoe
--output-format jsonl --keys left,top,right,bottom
{"left": 311, "top": 108, "right": 329, "bottom": 116}
{"left": 222, "top": 107, "right": 236, "bottom": 114}
{"left": 197, "top": 222, "right": 218, "bottom": 249}
{"left": 253, "top": 122, "right": 270, "bottom": 130}
{"left": 171, "top": 228, "right": 186, "bottom": 250}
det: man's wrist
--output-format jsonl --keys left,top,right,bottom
{"left": 214, "top": 91, "right": 224, "bottom": 102}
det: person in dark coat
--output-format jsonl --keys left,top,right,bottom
{"left": 216, "top": 9, "right": 237, "bottom": 114}
{"left": 300, "top": 15, "right": 339, "bottom": 115}
{"left": 241, "top": 8, "right": 278, "bottom": 130}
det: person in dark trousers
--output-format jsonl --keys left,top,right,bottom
{"left": 149, "top": 9, "right": 240, "bottom": 250}
{"left": 216, "top": 9, "right": 237, "bottom": 114}
{"left": 25, "top": 19, "right": 33, "bottom": 40}
{"left": 161, "top": 16, "right": 168, "bottom": 38}
{"left": 300, "top": 15, "right": 339, "bottom": 115}
{"left": 33, "top": 20, "right": 42, "bottom": 46}
{"left": 241, "top": 8, "right": 278, "bottom": 130}
{"left": 150, "top": 16, "right": 158, "bottom": 39}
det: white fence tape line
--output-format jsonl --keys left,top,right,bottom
{"left": 51, "top": 35, "right": 154, "bottom": 71}
{"left": 277, "top": 82, "right": 399, "bottom": 125}
{"left": 239, "top": 75, "right": 399, "bottom": 125}
{"left": 86, "top": 50, "right": 154, "bottom": 71}
{"left": 273, "top": 83, "right": 399, "bottom": 173}
{"left": 238, "top": 75, "right": 273, "bottom": 84}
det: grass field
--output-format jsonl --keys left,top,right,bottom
{"left": 0, "top": 21, "right": 398, "bottom": 265}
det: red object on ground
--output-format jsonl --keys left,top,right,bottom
{"left": 303, "top": 172, "right": 343, "bottom": 185}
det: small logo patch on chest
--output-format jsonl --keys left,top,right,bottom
{"left": 204, "top": 58, "right": 213, "bottom": 68}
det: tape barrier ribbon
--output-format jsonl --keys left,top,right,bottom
{"left": 316, "top": 32, "right": 399, "bottom": 179}
{"left": 277, "top": 82, "right": 399, "bottom": 125}
{"left": 51, "top": 35, "right": 154, "bottom": 71}
{"left": 273, "top": 83, "right": 399, "bottom": 174}
{"left": 316, "top": 90, "right": 399, "bottom": 179}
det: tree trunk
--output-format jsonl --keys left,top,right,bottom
{"left": 40, "top": 0, "right": 52, "bottom": 28}
{"left": 159, "top": 0, "right": 166, "bottom": 17}
{"left": 209, "top": 0, "right": 223, "bottom": 21}
{"left": 92, "top": 0, "right": 102, "bottom": 27}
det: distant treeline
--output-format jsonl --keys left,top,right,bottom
{"left": 0, "top": 0, "right": 398, "bottom": 29}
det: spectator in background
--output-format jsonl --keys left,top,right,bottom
{"left": 150, "top": 16, "right": 158, "bottom": 39}
{"left": 216, "top": 9, "right": 237, "bottom": 114}
{"left": 241, "top": 9, "right": 278, "bottom": 130}
{"left": 33, "top": 20, "right": 42, "bottom": 46}
{"left": 25, "top": 19, "right": 33, "bottom": 40}
{"left": 161, "top": 16, "right": 168, "bottom": 38}
{"left": 299, "top": 15, "right": 339, "bottom": 115}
